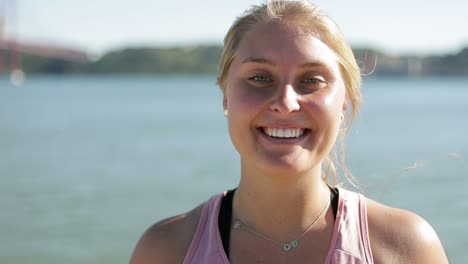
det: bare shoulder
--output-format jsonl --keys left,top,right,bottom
{"left": 366, "top": 198, "right": 448, "bottom": 264}
{"left": 129, "top": 204, "right": 204, "bottom": 264}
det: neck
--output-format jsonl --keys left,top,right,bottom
{"left": 233, "top": 160, "right": 330, "bottom": 242}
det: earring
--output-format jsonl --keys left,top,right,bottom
{"left": 223, "top": 109, "right": 228, "bottom": 117}
{"left": 340, "top": 113, "right": 344, "bottom": 121}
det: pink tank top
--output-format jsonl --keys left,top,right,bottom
{"left": 183, "top": 188, "right": 374, "bottom": 264}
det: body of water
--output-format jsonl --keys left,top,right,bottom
{"left": 1, "top": 75, "right": 467, "bottom": 263}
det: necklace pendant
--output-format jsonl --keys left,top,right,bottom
{"left": 290, "top": 240, "right": 298, "bottom": 248}
{"left": 282, "top": 240, "right": 298, "bottom": 251}
{"left": 233, "top": 220, "right": 242, "bottom": 229}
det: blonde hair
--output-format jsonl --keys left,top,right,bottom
{"left": 217, "top": 0, "right": 362, "bottom": 186}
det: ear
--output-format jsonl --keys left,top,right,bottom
{"left": 342, "top": 99, "right": 347, "bottom": 113}
{"left": 223, "top": 95, "right": 228, "bottom": 111}
{"left": 340, "top": 98, "right": 348, "bottom": 122}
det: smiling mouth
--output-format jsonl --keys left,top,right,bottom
{"left": 260, "top": 127, "right": 309, "bottom": 139}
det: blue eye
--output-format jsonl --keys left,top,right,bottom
{"left": 298, "top": 77, "right": 327, "bottom": 94}
{"left": 302, "top": 78, "right": 324, "bottom": 84}
{"left": 249, "top": 75, "right": 272, "bottom": 82}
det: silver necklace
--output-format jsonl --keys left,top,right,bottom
{"left": 233, "top": 198, "right": 330, "bottom": 251}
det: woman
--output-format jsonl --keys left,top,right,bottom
{"left": 130, "top": 1, "right": 448, "bottom": 263}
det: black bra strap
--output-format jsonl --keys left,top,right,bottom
{"left": 218, "top": 189, "right": 235, "bottom": 258}
{"left": 329, "top": 186, "right": 339, "bottom": 219}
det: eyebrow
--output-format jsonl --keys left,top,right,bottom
{"left": 300, "top": 62, "right": 329, "bottom": 68}
{"left": 241, "top": 57, "right": 275, "bottom": 65}
{"left": 241, "top": 57, "right": 329, "bottom": 68}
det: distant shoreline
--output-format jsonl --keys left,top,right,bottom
{"left": 1, "top": 44, "right": 467, "bottom": 76}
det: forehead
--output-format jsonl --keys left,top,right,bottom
{"left": 235, "top": 22, "right": 339, "bottom": 70}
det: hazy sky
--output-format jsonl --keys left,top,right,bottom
{"left": 3, "top": 0, "right": 468, "bottom": 55}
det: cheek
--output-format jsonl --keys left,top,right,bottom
{"left": 225, "top": 86, "right": 257, "bottom": 130}
{"left": 226, "top": 81, "right": 271, "bottom": 111}
{"left": 322, "top": 85, "right": 346, "bottom": 116}
{"left": 303, "top": 89, "right": 345, "bottom": 131}
{"left": 308, "top": 92, "right": 343, "bottom": 115}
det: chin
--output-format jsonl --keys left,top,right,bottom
{"left": 254, "top": 152, "right": 320, "bottom": 177}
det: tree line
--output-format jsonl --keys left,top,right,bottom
{"left": 1, "top": 44, "right": 467, "bottom": 76}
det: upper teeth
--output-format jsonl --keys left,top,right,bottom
{"left": 263, "top": 128, "right": 304, "bottom": 138}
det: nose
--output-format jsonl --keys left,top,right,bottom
{"left": 269, "top": 83, "right": 300, "bottom": 113}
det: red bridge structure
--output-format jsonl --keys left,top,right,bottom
{"left": 0, "top": 0, "right": 88, "bottom": 84}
